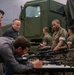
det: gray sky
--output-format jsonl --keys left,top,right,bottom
{"left": 53, "top": 0, "right": 67, "bottom": 5}
{"left": 0, "top": 0, "right": 67, "bottom": 25}
{"left": 0, "top": 0, "right": 31, "bottom": 25}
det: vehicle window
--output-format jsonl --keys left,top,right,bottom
{"left": 26, "top": 6, "right": 40, "bottom": 18}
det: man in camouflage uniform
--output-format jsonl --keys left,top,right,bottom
{"left": 51, "top": 19, "right": 68, "bottom": 75}
{"left": 67, "top": 26, "right": 74, "bottom": 61}
{"left": 67, "top": 26, "right": 74, "bottom": 49}
{"left": 51, "top": 19, "right": 68, "bottom": 50}
{"left": 40, "top": 27, "right": 52, "bottom": 47}
{"left": 39, "top": 27, "right": 52, "bottom": 75}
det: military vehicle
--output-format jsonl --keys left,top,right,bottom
{"left": 3, "top": 0, "right": 74, "bottom": 52}
{"left": 19, "top": 0, "right": 67, "bottom": 51}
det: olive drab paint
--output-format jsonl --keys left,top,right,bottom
{"left": 19, "top": 0, "right": 66, "bottom": 50}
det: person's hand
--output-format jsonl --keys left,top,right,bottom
{"left": 40, "top": 43, "right": 45, "bottom": 47}
{"left": 32, "top": 60, "right": 43, "bottom": 68}
{"left": 51, "top": 45, "right": 55, "bottom": 50}
{"left": 51, "top": 45, "right": 58, "bottom": 50}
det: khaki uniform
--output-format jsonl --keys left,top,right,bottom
{"left": 52, "top": 27, "right": 68, "bottom": 49}
{"left": 67, "top": 34, "right": 74, "bottom": 60}
{"left": 42, "top": 33, "right": 52, "bottom": 46}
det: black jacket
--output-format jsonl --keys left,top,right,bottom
{"left": 3, "top": 27, "right": 19, "bottom": 39}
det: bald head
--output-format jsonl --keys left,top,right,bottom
{"left": 12, "top": 19, "right": 21, "bottom": 31}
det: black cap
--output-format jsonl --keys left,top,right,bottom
{"left": 0, "top": 10, "right": 5, "bottom": 15}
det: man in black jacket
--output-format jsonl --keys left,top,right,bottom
{"left": 3, "top": 19, "right": 21, "bottom": 39}
{"left": 0, "top": 36, "right": 42, "bottom": 75}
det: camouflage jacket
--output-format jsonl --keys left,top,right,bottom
{"left": 52, "top": 27, "right": 68, "bottom": 48}
{"left": 67, "top": 34, "right": 74, "bottom": 48}
{"left": 42, "top": 33, "right": 52, "bottom": 46}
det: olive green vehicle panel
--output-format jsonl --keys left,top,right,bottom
{"left": 19, "top": 0, "right": 67, "bottom": 52}
{"left": 2, "top": 24, "right": 11, "bottom": 33}
{"left": 2, "top": 0, "right": 66, "bottom": 51}
{"left": 20, "top": 0, "right": 66, "bottom": 40}
{"left": 66, "top": 0, "right": 74, "bottom": 26}
{"left": 24, "top": 17, "right": 41, "bottom": 37}
{"left": 20, "top": 0, "right": 49, "bottom": 40}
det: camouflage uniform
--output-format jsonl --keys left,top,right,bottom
{"left": 67, "top": 34, "right": 74, "bottom": 61}
{"left": 42, "top": 33, "right": 52, "bottom": 46}
{"left": 67, "top": 34, "right": 74, "bottom": 48}
{"left": 52, "top": 27, "right": 68, "bottom": 49}
{"left": 52, "top": 27, "right": 68, "bottom": 65}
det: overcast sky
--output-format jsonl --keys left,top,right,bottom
{"left": 0, "top": 0, "right": 67, "bottom": 25}
{"left": 53, "top": 0, "right": 67, "bottom": 4}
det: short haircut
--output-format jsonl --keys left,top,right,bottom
{"left": 52, "top": 19, "right": 60, "bottom": 24}
{"left": 13, "top": 36, "right": 31, "bottom": 50}
{"left": 43, "top": 27, "right": 49, "bottom": 32}
{"left": 68, "top": 25, "right": 74, "bottom": 33}
{"left": 13, "top": 19, "right": 21, "bottom": 23}
{"left": 0, "top": 10, "right": 5, "bottom": 15}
